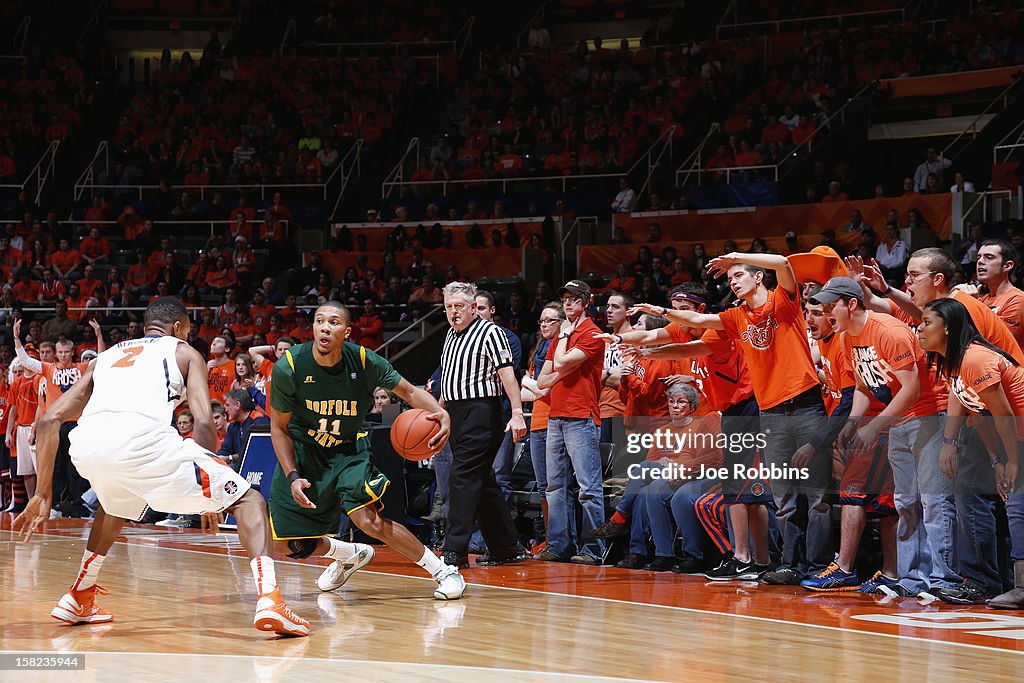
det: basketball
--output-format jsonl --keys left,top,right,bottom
{"left": 389, "top": 408, "right": 441, "bottom": 461}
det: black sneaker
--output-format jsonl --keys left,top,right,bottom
{"left": 616, "top": 553, "right": 647, "bottom": 569}
{"left": 762, "top": 566, "right": 804, "bottom": 585}
{"left": 704, "top": 556, "right": 746, "bottom": 581}
{"left": 644, "top": 556, "right": 677, "bottom": 572}
{"left": 739, "top": 562, "right": 773, "bottom": 581}
{"left": 442, "top": 551, "right": 469, "bottom": 569}
{"left": 671, "top": 555, "right": 704, "bottom": 574}
{"left": 475, "top": 546, "right": 530, "bottom": 566}
{"left": 937, "top": 582, "right": 991, "bottom": 605}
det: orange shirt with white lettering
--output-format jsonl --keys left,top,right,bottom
{"left": 718, "top": 288, "right": 818, "bottom": 409}
{"left": 38, "top": 361, "right": 89, "bottom": 412}
{"left": 949, "top": 343, "right": 1024, "bottom": 439}
{"left": 844, "top": 311, "right": 944, "bottom": 423}
{"left": 600, "top": 341, "right": 627, "bottom": 419}
{"left": 664, "top": 324, "right": 752, "bottom": 413}
{"left": 208, "top": 358, "right": 236, "bottom": 405}
{"left": 980, "top": 287, "right": 1024, "bottom": 351}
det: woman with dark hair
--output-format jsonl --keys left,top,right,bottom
{"left": 748, "top": 238, "right": 768, "bottom": 254}
{"left": 691, "top": 243, "right": 709, "bottom": 274}
{"left": 917, "top": 297, "right": 1024, "bottom": 608}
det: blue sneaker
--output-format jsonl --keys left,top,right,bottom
{"left": 855, "top": 570, "right": 900, "bottom": 594}
{"left": 800, "top": 562, "right": 860, "bottom": 592}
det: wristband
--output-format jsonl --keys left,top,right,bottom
{"left": 941, "top": 436, "right": 957, "bottom": 446}
{"left": 613, "top": 333, "right": 623, "bottom": 344}
{"left": 286, "top": 470, "right": 303, "bottom": 485}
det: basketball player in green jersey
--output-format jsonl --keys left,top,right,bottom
{"left": 268, "top": 301, "right": 467, "bottom": 600}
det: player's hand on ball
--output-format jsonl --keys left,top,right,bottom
{"left": 200, "top": 511, "right": 222, "bottom": 533}
{"left": 425, "top": 409, "right": 450, "bottom": 450}
{"left": 506, "top": 412, "right": 527, "bottom": 442}
{"left": 12, "top": 494, "right": 51, "bottom": 543}
{"left": 290, "top": 478, "right": 316, "bottom": 509}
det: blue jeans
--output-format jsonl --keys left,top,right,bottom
{"left": 646, "top": 477, "right": 716, "bottom": 559}
{"left": 546, "top": 417, "right": 605, "bottom": 559}
{"left": 955, "top": 427, "right": 1001, "bottom": 594}
{"left": 1007, "top": 442, "right": 1024, "bottom": 565}
{"left": 760, "top": 390, "right": 831, "bottom": 576}
{"left": 433, "top": 441, "right": 453, "bottom": 518}
{"left": 888, "top": 416, "right": 960, "bottom": 593}
{"left": 530, "top": 429, "right": 548, "bottom": 496}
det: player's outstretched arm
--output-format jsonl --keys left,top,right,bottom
{"left": 13, "top": 362, "right": 95, "bottom": 542}
{"left": 391, "top": 378, "right": 451, "bottom": 450}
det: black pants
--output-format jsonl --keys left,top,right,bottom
{"left": 444, "top": 398, "right": 518, "bottom": 554}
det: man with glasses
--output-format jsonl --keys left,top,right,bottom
{"left": 535, "top": 280, "right": 607, "bottom": 564}
{"left": 849, "top": 249, "right": 1023, "bottom": 602}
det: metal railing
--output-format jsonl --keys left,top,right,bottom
{"left": 74, "top": 139, "right": 354, "bottom": 203}
{"left": 941, "top": 77, "right": 1024, "bottom": 160}
{"left": 716, "top": 3, "right": 909, "bottom": 36}
{"left": 12, "top": 15, "right": 29, "bottom": 55}
{"left": 374, "top": 304, "right": 445, "bottom": 360}
{"left": 280, "top": 19, "right": 296, "bottom": 55}
{"left": 675, "top": 81, "right": 874, "bottom": 188}
{"left": 77, "top": 0, "right": 107, "bottom": 48}
{"left": 299, "top": 16, "right": 475, "bottom": 59}
{"left": 328, "top": 139, "right": 364, "bottom": 220}
{"left": 516, "top": 1, "right": 550, "bottom": 49}
{"left": 963, "top": 189, "right": 1017, "bottom": 224}
{"left": 56, "top": 218, "right": 290, "bottom": 239}
{"left": 993, "top": 112, "right": 1024, "bottom": 164}
{"left": 382, "top": 126, "right": 677, "bottom": 202}
{"left": 0, "top": 141, "right": 60, "bottom": 205}
{"left": 564, "top": 216, "right": 597, "bottom": 284}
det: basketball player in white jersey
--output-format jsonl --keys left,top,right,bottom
{"left": 13, "top": 297, "right": 309, "bottom": 637}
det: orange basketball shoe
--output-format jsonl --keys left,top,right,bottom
{"left": 51, "top": 585, "right": 114, "bottom": 625}
{"left": 254, "top": 589, "right": 310, "bottom": 637}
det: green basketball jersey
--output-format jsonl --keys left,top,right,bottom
{"left": 270, "top": 341, "right": 401, "bottom": 448}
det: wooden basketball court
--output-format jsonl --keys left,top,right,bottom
{"left": 2, "top": 515, "right": 1021, "bottom": 681}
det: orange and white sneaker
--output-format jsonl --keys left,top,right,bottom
{"left": 51, "top": 585, "right": 114, "bottom": 625}
{"left": 254, "top": 589, "right": 310, "bottom": 637}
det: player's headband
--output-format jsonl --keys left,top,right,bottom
{"left": 670, "top": 291, "right": 706, "bottom": 306}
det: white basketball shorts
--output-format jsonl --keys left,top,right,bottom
{"left": 15, "top": 424, "right": 37, "bottom": 476}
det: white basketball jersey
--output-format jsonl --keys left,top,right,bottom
{"left": 80, "top": 335, "right": 186, "bottom": 425}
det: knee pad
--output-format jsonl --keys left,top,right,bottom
{"left": 286, "top": 538, "right": 319, "bottom": 559}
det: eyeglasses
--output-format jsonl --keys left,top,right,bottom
{"left": 540, "top": 318, "right": 561, "bottom": 325}
{"left": 905, "top": 271, "right": 938, "bottom": 283}
{"left": 560, "top": 296, "right": 583, "bottom": 306}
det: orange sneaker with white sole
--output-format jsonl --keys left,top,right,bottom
{"left": 51, "top": 585, "right": 114, "bottom": 625}
{"left": 254, "top": 588, "right": 310, "bottom": 637}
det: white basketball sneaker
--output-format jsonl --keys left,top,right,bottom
{"left": 316, "top": 544, "right": 375, "bottom": 592}
{"left": 433, "top": 565, "right": 467, "bottom": 600}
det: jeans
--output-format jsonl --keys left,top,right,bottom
{"left": 1007, "top": 443, "right": 1024, "bottom": 565}
{"left": 433, "top": 441, "right": 453, "bottom": 518}
{"left": 954, "top": 427, "right": 1001, "bottom": 594}
{"left": 530, "top": 429, "right": 548, "bottom": 496}
{"left": 546, "top": 417, "right": 605, "bottom": 559}
{"left": 888, "top": 415, "right": 959, "bottom": 593}
{"left": 646, "top": 478, "right": 717, "bottom": 559}
{"left": 760, "top": 389, "right": 831, "bottom": 576}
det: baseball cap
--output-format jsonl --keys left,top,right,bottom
{"left": 787, "top": 246, "right": 846, "bottom": 286}
{"left": 81, "top": 349, "right": 98, "bottom": 361}
{"left": 558, "top": 279, "right": 592, "bottom": 300}
{"left": 809, "top": 276, "right": 863, "bottom": 305}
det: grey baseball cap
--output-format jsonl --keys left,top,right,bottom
{"left": 809, "top": 276, "right": 863, "bottom": 305}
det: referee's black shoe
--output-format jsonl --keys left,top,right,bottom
{"left": 442, "top": 551, "right": 470, "bottom": 569}
{"left": 475, "top": 546, "right": 530, "bottom": 566}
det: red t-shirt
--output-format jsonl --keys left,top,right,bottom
{"left": 718, "top": 288, "right": 819, "bottom": 409}
{"left": 546, "top": 317, "right": 604, "bottom": 423}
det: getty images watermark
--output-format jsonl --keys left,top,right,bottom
{"left": 623, "top": 426, "right": 811, "bottom": 482}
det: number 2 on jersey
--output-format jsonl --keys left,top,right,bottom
{"left": 317, "top": 418, "right": 342, "bottom": 435}
{"left": 112, "top": 347, "right": 144, "bottom": 368}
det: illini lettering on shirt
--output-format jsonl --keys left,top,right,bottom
{"left": 950, "top": 344, "right": 1024, "bottom": 439}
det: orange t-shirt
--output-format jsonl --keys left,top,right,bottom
{"left": 0, "top": 382, "right": 10, "bottom": 434}
{"left": 980, "top": 287, "right": 1024, "bottom": 351}
{"left": 531, "top": 396, "right": 550, "bottom": 432}
{"left": 618, "top": 356, "right": 676, "bottom": 425}
{"left": 718, "top": 288, "right": 819, "bottom": 409}
{"left": 644, "top": 413, "right": 724, "bottom": 472}
{"left": 208, "top": 358, "right": 236, "bottom": 405}
{"left": 950, "top": 343, "right": 1024, "bottom": 439}
{"left": 818, "top": 333, "right": 855, "bottom": 416}
{"left": 11, "top": 373, "right": 40, "bottom": 428}
{"left": 38, "top": 361, "right": 89, "bottom": 412}
{"left": 844, "top": 312, "right": 944, "bottom": 423}
{"left": 664, "top": 324, "right": 753, "bottom": 413}
{"left": 546, "top": 317, "right": 604, "bottom": 423}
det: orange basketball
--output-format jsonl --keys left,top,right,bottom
{"left": 390, "top": 408, "right": 442, "bottom": 461}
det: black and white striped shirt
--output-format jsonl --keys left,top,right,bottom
{"left": 440, "top": 316, "right": 514, "bottom": 401}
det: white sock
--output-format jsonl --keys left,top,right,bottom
{"left": 250, "top": 556, "right": 277, "bottom": 596}
{"left": 71, "top": 551, "right": 105, "bottom": 591}
{"left": 415, "top": 548, "right": 446, "bottom": 578}
{"left": 323, "top": 537, "right": 359, "bottom": 561}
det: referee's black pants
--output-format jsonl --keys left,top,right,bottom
{"left": 444, "top": 398, "right": 518, "bottom": 555}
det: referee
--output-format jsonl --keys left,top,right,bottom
{"left": 439, "top": 281, "right": 528, "bottom": 568}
